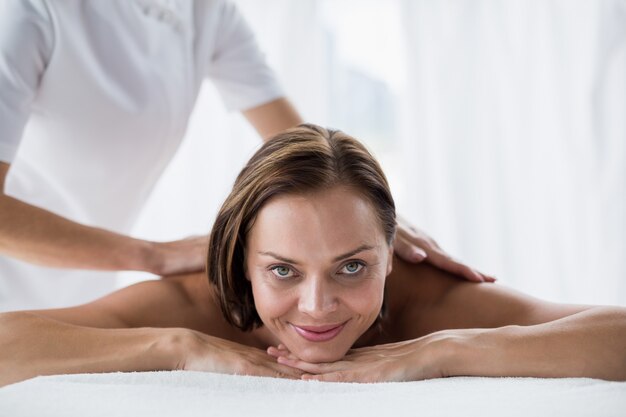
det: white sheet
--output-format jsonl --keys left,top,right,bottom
{"left": 1, "top": 372, "right": 625, "bottom": 417}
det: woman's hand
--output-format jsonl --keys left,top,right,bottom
{"left": 267, "top": 334, "right": 452, "bottom": 383}
{"left": 394, "top": 216, "right": 495, "bottom": 283}
{"left": 180, "top": 330, "right": 305, "bottom": 379}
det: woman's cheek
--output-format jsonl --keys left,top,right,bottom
{"left": 343, "top": 277, "right": 384, "bottom": 319}
{"left": 251, "top": 278, "right": 293, "bottom": 320}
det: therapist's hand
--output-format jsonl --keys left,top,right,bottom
{"left": 394, "top": 216, "right": 495, "bottom": 283}
{"left": 148, "top": 235, "right": 208, "bottom": 276}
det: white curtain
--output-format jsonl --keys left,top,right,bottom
{"left": 123, "top": 0, "right": 626, "bottom": 306}
{"left": 399, "top": 0, "right": 626, "bottom": 305}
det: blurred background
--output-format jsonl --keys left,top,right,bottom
{"left": 120, "top": 0, "right": 626, "bottom": 306}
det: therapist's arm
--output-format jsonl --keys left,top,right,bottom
{"left": 242, "top": 97, "right": 303, "bottom": 141}
{"left": 0, "top": 98, "right": 299, "bottom": 275}
{"left": 0, "top": 161, "right": 204, "bottom": 275}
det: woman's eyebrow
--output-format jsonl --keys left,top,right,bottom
{"left": 258, "top": 244, "right": 377, "bottom": 265}
{"left": 258, "top": 251, "right": 300, "bottom": 265}
{"left": 332, "top": 244, "right": 376, "bottom": 262}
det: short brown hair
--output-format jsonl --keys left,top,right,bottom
{"left": 207, "top": 124, "right": 396, "bottom": 331}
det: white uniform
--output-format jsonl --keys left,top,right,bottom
{"left": 0, "top": 0, "right": 283, "bottom": 311}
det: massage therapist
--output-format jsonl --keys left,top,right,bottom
{"left": 0, "top": 0, "right": 490, "bottom": 312}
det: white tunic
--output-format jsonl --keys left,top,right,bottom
{"left": 0, "top": 0, "right": 283, "bottom": 311}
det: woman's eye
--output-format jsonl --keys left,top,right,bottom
{"left": 341, "top": 261, "right": 364, "bottom": 275}
{"left": 270, "top": 265, "right": 294, "bottom": 278}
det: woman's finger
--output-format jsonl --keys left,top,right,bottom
{"left": 302, "top": 371, "right": 356, "bottom": 383}
{"left": 266, "top": 346, "right": 282, "bottom": 357}
{"left": 266, "top": 346, "right": 297, "bottom": 360}
{"left": 262, "top": 360, "right": 306, "bottom": 379}
{"left": 302, "top": 372, "right": 342, "bottom": 382}
{"left": 274, "top": 364, "right": 306, "bottom": 379}
{"left": 257, "top": 365, "right": 302, "bottom": 380}
{"left": 277, "top": 356, "right": 344, "bottom": 374}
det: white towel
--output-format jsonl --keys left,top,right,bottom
{"left": 1, "top": 371, "right": 625, "bottom": 417}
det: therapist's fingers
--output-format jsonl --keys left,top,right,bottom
{"left": 396, "top": 227, "right": 495, "bottom": 282}
{"left": 421, "top": 244, "right": 494, "bottom": 283}
{"left": 392, "top": 234, "right": 428, "bottom": 262}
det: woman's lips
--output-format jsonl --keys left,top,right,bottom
{"left": 291, "top": 322, "right": 347, "bottom": 342}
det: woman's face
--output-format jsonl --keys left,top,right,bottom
{"left": 245, "top": 185, "right": 393, "bottom": 363}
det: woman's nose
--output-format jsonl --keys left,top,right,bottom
{"left": 297, "top": 276, "right": 338, "bottom": 317}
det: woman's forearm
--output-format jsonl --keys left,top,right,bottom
{"left": 442, "top": 307, "right": 626, "bottom": 381}
{"left": 0, "top": 312, "right": 185, "bottom": 387}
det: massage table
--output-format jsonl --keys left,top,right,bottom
{"left": 1, "top": 371, "right": 625, "bottom": 416}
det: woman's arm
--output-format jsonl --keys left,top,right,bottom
{"left": 402, "top": 261, "right": 626, "bottom": 380}
{"left": 275, "top": 306, "right": 626, "bottom": 382}
{"left": 0, "top": 274, "right": 205, "bottom": 386}
{"left": 0, "top": 274, "right": 301, "bottom": 387}
{"left": 0, "top": 311, "right": 182, "bottom": 387}
{"left": 439, "top": 306, "right": 626, "bottom": 381}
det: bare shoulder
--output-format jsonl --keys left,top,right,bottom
{"left": 385, "top": 257, "right": 592, "bottom": 339}
{"left": 1, "top": 161, "right": 9, "bottom": 189}
{"left": 25, "top": 273, "right": 220, "bottom": 333}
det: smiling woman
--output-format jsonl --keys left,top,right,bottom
{"left": 245, "top": 187, "right": 389, "bottom": 363}
{"left": 205, "top": 124, "right": 395, "bottom": 364}
{"left": 0, "top": 124, "right": 625, "bottom": 386}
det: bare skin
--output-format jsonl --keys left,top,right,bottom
{"left": 1, "top": 253, "right": 624, "bottom": 386}
{"left": 1, "top": 187, "right": 624, "bottom": 386}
